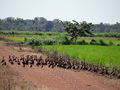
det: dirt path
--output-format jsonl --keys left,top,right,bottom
{"left": 0, "top": 41, "right": 120, "bottom": 90}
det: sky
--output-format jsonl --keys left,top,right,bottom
{"left": 0, "top": 0, "right": 120, "bottom": 24}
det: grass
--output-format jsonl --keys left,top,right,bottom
{"left": 0, "top": 65, "right": 39, "bottom": 90}
{"left": 103, "top": 40, "right": 120, "bottom": 45}
{"left": 1, "top": 31, "right": 120, "bottom": 37}
{"left": 4, "top": 37, "right": 25, "bottom": 42}
{"left": 0, "top": 64, "right": 50, "bottom": 90}
{"left": 94, "top": 33, "right": 120, "bottom": 38}
{"left": 77, "top": 39, "right": 120, "bottom": 45}
{"left": 2, "top": 35, "right": 120, "bottom": 45}
{"left": 1, "top": 31, "right": 120, "bottom": 45}
{"left": 41, "top": 45, "right": 120, "bottom": 67}
{"left": 0, "top": 30, "right": 65, "bottom": 36}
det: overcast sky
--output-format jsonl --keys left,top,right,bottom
{"left": 0, "top": 0, "right": 120, "bottom": 24}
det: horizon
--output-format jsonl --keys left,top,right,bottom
{"left": 0, "top": 0, "right": 120, "bottom": 24}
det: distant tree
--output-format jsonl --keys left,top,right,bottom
{"left": 45, "top": 21, "right": 54, "bottom": 32}
{"left": 0, "top": 17, "right": 120, "bottom": 33}
{"left": 62, "top": 20, "right": 93, "bottom": 41}
{"left": 52, "top": 19, "right": 64, "bottom": 32}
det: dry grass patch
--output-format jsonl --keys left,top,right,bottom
{"left": 0, "top": 65, "right": 50, "bottom": 90}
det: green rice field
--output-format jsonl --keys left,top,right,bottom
{"left": 41, "top": 45, "right": 120, "bottom": 67}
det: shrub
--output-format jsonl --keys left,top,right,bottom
{"left": 62, "top": 36, "right": 72, "bottom": 45}
{"left": 25, "top": 37, "right": 58, "bottom": 46}
{"left": 90, "top": 39, "right": 97, "bottom": 45}
{"left": 77, "top": 40, "right": 88, "bottom": 45}
{"left": 117, "top": 44, "right": 120, "bottom": 46}
{"left": 43, "top": 39, "right": 56, "bottom": 45}
{"left": 98, "top": 40, "right": 108, "bottom": 46}
{"left": 108, "top": 41, "right": 114, "bottom": 45}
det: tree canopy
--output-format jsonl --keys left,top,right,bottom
{"left": 0, "top": 17, "right": 120, "bottom": 33}
{"left": 62, "top": 20, "right": 93, "bottom": 41}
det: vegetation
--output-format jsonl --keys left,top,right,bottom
{"left": 0, "top": 30, "right": 120, "bottom": 79}
{"left": 1, "top": 34, "right": 120, "bottom": 46}
{"left": 24, "top": 34, "right": 73, "bottom": 46}
{"left": 0, "top": 17, "right": 120, "bottom": 33}
{"left": 0, "top": 30, "right": 63, "bottom": 36}
{"left": 1, "top": 31, "right": 120, "bottom": 38}
{"left": 62, "top": 20, "right": 93, "bottom": 41}
{"left": 0, "top": 31, "right": 120, "bottom": 67}
{"left": 0, "top": 17, "right": 64, "bottom": 32}
{"left": 92, "top": 22, "right": 120, "bottom": 33}
{"left": 41, "top": 45, "right": 120, "bottom": 67}
{"left": 5, "top": 37, "right": 25, "bottom": 42}
{"left": 94, "top": 33, "right": 120, "bottom": 38}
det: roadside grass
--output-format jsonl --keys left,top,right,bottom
{"left": 41, "top": 45, "right": 120, "bottom": 67}
{"left": 0, "top": 65, "right": 40, "bottom": 90}
{"left": 0, "top": 62, "right": 51, "bottom": 90}
{"left": 4, "top": 37, "right": 25, "bottom": 42}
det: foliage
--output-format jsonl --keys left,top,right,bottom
{"left": 25, "top": 35, "right": 71, "bottom": 46}
{"left": 77, "top": 40, "right": 88, "bottom": 45}
{"left": 98, "top": 39, "right": 108, "bottom": 46}
{"left": 1, "top": 31, "right": 120, "bottom": 38}
{"left": 1, "top": 31, "right": 120, "bottom": 46}
{"left": 62, "top": 20, "right": 93, "bottom": 41}
{"left": 90, "top": 39, "right": 97, "bottom": 45}
{"left": 0, "top": 17, "right": 120, "bottom": 33}
{"left": 108, "top": 41, "right": 114, "bottom": 45}
{"left": 92, "top": 22, "right": 120, "bottom": 33}
{"left": 2, "top": 36, "right": 120, "bottom": 46}
{"left": 0, "top": 17, "right": 64, "bottom": 32}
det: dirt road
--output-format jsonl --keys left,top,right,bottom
{"left": 0, "top": 41, "right": 120, "bottom": 90}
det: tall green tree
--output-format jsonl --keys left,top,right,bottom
{"left": 62, "top": 20, "right": 93, "bottom": 41}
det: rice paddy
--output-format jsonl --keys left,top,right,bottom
{"left": 41, "top": 45, "right": 120, "bottom": 67}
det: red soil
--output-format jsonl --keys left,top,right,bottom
{"left": 0, "top": 41, "right": 120, "bottom": 90}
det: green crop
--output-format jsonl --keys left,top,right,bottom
{"left": 41, "top": 45, "right": 120, "bottom": 67}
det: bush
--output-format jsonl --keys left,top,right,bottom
{"left": 62, "top": 36, "right": 72, "bottom": 45}
{"left": 77, "top": 40, "right": 88, "bottom": 45}
{"left": 98, "top": 40, "right": 108, "bottom": 46}
{"left": 43, "top": 39, "right": 56, "bottom": 45}
{"left": 117, "top": 44, "right": 120, "bottom": 46}
{"left": 108, "top": 41, "right": 114, "bottom": 45}
{"left": 90, "top": 39, "right": 97, "bottom": 45}
{"left": 25, "top": 37, "right": 59, "bottom": 46}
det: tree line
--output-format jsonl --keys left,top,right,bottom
{"left": 0, "top": 17, "right": 120, "bottom": 33}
